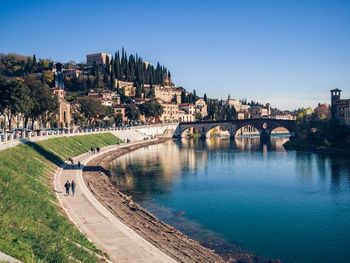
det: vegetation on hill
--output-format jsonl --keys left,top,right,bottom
{"left": 0, "top": 133, "right": 122, "bottom": 262}
{"left": 0, "top": 75, "right": 59, "bottom": 130}
{"left": 283, "top": 104, "right": 350, "bottom": 156}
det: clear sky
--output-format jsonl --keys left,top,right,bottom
{"left": 1, "top": 0, "right": 349, "bottom": 110}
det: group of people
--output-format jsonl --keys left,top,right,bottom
{"left": 64, "top": 146, "right": 102, "bottom": 197}
{"left": 90, "top": 146, "right": 100, "bottom": 154}
{"left": 68, "top": 157, "right": 81, "bottom": 169}
{"left": 64, "top": 180, "right": 76, "bottom": 196}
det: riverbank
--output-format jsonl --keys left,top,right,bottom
{"left": 0, "top": 133, "right": 120, "bottom": 262}
{"left": 283, "top": 139, "right": 350, "bottom": 158}
{"left": 83, "top": 139, "right": 281, "bottom": 263}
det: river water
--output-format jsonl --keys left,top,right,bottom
{"left": 109, "top": 137, "right": 350, "bottom": 263}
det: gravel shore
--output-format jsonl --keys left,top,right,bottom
{"left": 83, "top": 139, "right": 281, "bottom": 263}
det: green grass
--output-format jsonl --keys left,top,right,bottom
{"left": 0, "top": 133, "right": 122, "bottom": 262}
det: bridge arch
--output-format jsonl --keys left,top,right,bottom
{"left": 232, "top": 119, "right": 296, "bottom": 139}
{"left": 205, "top": 124, "right": 232, "bottom": 138}
{"left": 180, "top": 126, "right": 202, "bottom": 138}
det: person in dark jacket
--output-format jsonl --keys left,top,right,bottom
{"left": 64, "top": 180, "right": 71, "bottom": 196}
{"left": 71, "top": 180, "right": 76, "bottom": 196}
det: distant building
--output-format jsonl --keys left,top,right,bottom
{"left": 153, "top": 85, "right": 183, "bottom": 104}
{"left": 179, "top": 110, "right": 195, "bottom": 122}
{"left": 122, "top": 86, "right": 136, "bottom": 97}
{"left": 237, "top": 111, "right": 251, "bottom": 119}
{"left": 102, "top": 100, "right": 113, "bottom": 107}
{"left": 179, "top": 103, "right": 196, "bottom": 115}
{"left": 113, "top": 105, "right": 127, "bottom": 122}
{"left": 330, "top": 88, "right": 350, "bottom": 125}
{"left": 224, "top": 95, "right": 242, "bottom": 111}
{"left": 52, "top": 87, "right": 71, "bottom": 127}
{"left": 62, "top": 69, "right": 82, "bottom": 78}
{"left": 86, "top": 53, "right": 111, "bottom": 67}
{"left": 251, "top": 106, "right": 269, "bottom": 118}
{"left": 195, "top": 98, "right": 208, "bottom": 117}
{"left": 158, "top": 100, "right": 179, "bottom": 122}
{"left": 271, "top": 112, "right": 296, "bottom": 120}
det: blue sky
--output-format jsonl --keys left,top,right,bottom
{"left": 1, "top": 0, "right": 349, "bottom": 110}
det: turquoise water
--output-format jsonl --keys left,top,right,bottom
{"left": 109, "top": 138, "right": 350, "bottom": 263}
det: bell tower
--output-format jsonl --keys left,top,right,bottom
{"left": 330, "top": 88, "right": 341, "bottom": 117}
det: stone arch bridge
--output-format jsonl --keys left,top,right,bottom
{"left": 179, "top": 119, "right": 296, "bottom": 139}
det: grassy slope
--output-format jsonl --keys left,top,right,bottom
{"left": 0, "top": 133, "right": 122, "bottom": 262}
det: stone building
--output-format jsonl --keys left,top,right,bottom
{"left": 62, "top": 69, "right": 82, "bottom": 78}
{"left": 179, "top": 103, "right": 196, "bottom": 115}
{"left": 52, "top": 88, "right": 71, "bottom": 127}
{"left": 331, "top": 88, "right": 350, "bottom": 125}
{"left": 195, "top": 98, "right": 208, "bottom": 117}
{"left": 86, "top": 53, "right": 111, "bottom": 67}
{"left": 153, "top": 85, "right": 183, "bottom": 104}
{"left": 158, "top": 100, "right": 179, "bottom": 123}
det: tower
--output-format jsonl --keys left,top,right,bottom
{"left": 266, "top": 103, "right": 271, "bottom": 116}
{"left": 330, "top": 88, "right": 341, "bottom": 117}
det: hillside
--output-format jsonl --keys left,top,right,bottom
{"left": 0, "top": 133, "right": 122, "bottom": 262}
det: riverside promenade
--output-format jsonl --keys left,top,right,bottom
{"left": 54, "top": 140, "right": 176, "bottom": 263}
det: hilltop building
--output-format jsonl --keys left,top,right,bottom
{"left": 86, "top": 53, "right": 111, "bottom": 67}
{"left": 153, "top": 85, "right": 183, "bottom": 104}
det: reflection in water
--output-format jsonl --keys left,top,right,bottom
{"left": 109, "top": 137, "right": 350, "bottom": 263}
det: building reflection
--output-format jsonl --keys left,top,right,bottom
{"left": 109, "top": 137, "right": 350, "bottom": 202}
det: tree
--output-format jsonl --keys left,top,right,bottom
{"left": 92, "top": 61, "right": 101, "bottom": 89}
{"left": 125, "top": 104, "right": 140, "bottom": 121}
{"left": 24, "top": 76, "right": 58, "bottom": 129}
{"left": 313, "top": 104, "right": 331, "bottom": 120}
{"left": 171, "top": 94, "right": 177, "bottom": 103}
{"left": 195, "top": 112, "right": 203, "bottom": 121}
{"left": 114, "top": 113, "right": 123, "bottom": 126}
{"left": 135, "top": 82, "right": 142, "bottom": 98}
{"left": 0, "top": 77, "right": 32, "bottom": 130}
{"left": 204, "top": 93, "right": 207, "bottom": 102}
{"left": 77, "top": 96, "right": 104, "bottom": 125}
{"left": 181, "top": 90, "right": 186, "bottom": 103}
{"left": 138, "top": 101, "right": 163, "bottom": 122}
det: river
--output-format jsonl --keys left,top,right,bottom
{"left": 109, "top": 137, "right": 350, "bottom": 263}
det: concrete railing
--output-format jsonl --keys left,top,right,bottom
{"left": 0, "top": 123, "right": 179, "bottom": 145}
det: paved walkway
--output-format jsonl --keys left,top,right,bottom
{"left": 54, "top": 141, "right": 176, "bottom": 263}
{"left": 0, "top": 252, "right": 22, "bottom": 263}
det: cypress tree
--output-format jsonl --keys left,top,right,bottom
{"left": 181, "top": 90, "right": 186, "bottom": 103}
{"left": 110, "top": 70, "right": 115, "bottom": 90}
{"left": 204, "top": 93, "right": 207, "bottom": 102}
{"left": 105, "top": 56, "right": 110, "bottom": 75}
{"left": 33, "top": 55, "right": 37, "bottom": 66}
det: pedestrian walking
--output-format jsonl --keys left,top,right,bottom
{"left": 64, "top": 180, "right": 71, "bottom": 196}
{"left": 78, "top": 161, "right": 81, "bottom": 169}
{"left": 97, "top": 146, "right": 100, "bottom": 153}
{"left": 91, "top": 146, "right": 94, "bottom": 153}
{"left": 71, "top": 180, "right": 76, "bottom": 196}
